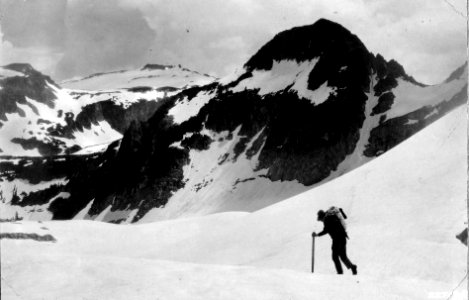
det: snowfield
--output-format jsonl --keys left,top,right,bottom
{"left": 387, "top": 65, "right": 467, "bottom": 119}
{"left": 1, "top": 106, "right": 467, "bottom": 299}
{"left": 231, "top": 59, "right": 338, "bottom": 106}
{"left": 61, "top": 65, "right": 216, "bottom": 91}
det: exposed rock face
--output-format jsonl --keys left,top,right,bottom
{"left": 51, "top": 99, "right": 191, "bottom": 220}
{"left": 364, "top": 86, "right": 466, "bottom": 157}
{"left": 47, "top": 100, "right": 162, "bottom": 141}
{"left": 364, "top": 59, "right": 467, "bottom": 157}
{"left": 48, "top": 19, "right": 467, "bottom": 223}
{"left": 142, "top": 64, "right": 173, "bottom": 70}
{"left": 0, "top": 154, "right": 102, "bottom": 207}
{"left": 237, "top": 19, "right": 372, "bottom": 185}
{"left": 0, "top": 63, "right": 58, "bottom": 124}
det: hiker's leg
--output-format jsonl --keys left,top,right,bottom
{"left": 338, "top": 238, "right": 354, "bottom": 269}
{"left": 331, "top": 240, "right": 343, "bottom": 274}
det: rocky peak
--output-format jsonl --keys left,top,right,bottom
{"left": 244, "top": 18, "right": 369, "bottom": 71}
{"left": 3, "top": 63, "right": 36, "bottom": 75}
{"left": 372, "top": 54, "right": 425, "bottom": 87}
{"left": 3, "top": 63, "right": 59, "bottom": 86}
{"left": 243, "top": 18, "right": 373, "bottom": 93}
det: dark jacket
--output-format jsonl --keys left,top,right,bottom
{"left": 317, "top": 215, "right": 348, "bottom": 239}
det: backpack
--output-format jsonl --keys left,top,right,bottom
{"left": 325, "top": 206, "right": 348, "bottom": 234}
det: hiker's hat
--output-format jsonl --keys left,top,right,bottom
{"left": 317, "top": 210, "right": 325, "bottom": 221}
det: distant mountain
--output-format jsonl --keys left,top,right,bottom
{"left": 60, "top": 64, "right": 216, "bottom": 90}
{"left": 1, "top": 63, "right": 119, "bottom": 157}
{"left": 0, "top": 63, "right": 217, "bottom": 157}
{"left": 1, "top": 19, "right": 466, "bottom": 223}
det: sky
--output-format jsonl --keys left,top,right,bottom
{"left": 0, "top": 0, "right": 466, "bottom": 84}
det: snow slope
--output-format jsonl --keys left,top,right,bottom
{"left": 387, "top": 72, "right": 467, "bottom": 119}
{"left": 1, "top": 104, "right": 466, "bottom": 299}
{"left": 231, "top": 59, "right": 339, "bottom": 106}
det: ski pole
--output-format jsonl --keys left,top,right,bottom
{"left": 312, "top": 234, "right": 315, "bottom": 273}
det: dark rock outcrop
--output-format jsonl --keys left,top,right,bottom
{"left": 0, "top": 63, "right": 59, "bottom": 123}
{"left": 365, "top": 83, "right": 467, "bottom": 157}
{"left": 48, "top": 99, "right": 163, "bottom": 139}
{"left": 11, "top": 137, "right": 67, "bottom": 156}
{"left": 142, "top": 64, "right": 173, "bottom": 71}
{"left": 456, "top": 228, "right": 468, "bottom": 246}
{"left": 0, "top": 232, "right": 56, "bottom": 242}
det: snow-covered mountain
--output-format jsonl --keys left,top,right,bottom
{"left": 0, "top": 63, "right": 215, "bottom": 157}
{"left": 1, "top": 19, "right": 466, "bottom": 223}
{"left": 0, "top": 63, "right": 216, "bottom": 218}
{"left": 1, "top": 64, "right": 118, "bottom": 157}
{"left": 61, "top": 63, "right": 216, "bottom": 91}
{"left": 1, "top": 104, "right": 466, "bottom": 299}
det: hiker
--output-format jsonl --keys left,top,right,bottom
{"left": 312, "top": 207, "right": 357, "bottom": 275}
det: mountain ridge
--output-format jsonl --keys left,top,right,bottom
{"left": 60, "top": 63, "right": 216, "bottom": 90}
{"left": 50, "top": 19, "right": 466, "bottom": 223}
{"left": 1, "top": 18, "right": 466, "bottom": 223}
